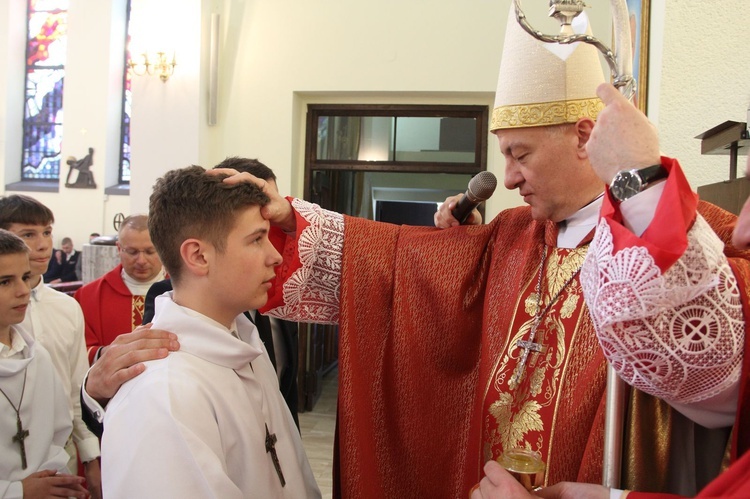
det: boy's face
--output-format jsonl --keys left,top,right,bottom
{"left": 0, "top": 253, "right": 32, "bottom": 329}
{"left": 6, "top": 223, "right": 53, "bottom": 277}
{"left": 210, "top": 205, "right": 282, "bottom": 315}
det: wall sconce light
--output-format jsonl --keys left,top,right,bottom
{"left": 128, "top": 51, "right": 177, "bottom": 83}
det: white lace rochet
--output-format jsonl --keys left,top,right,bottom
{"left": 581, "top": 215, "right": 744, "bottom": 405}
{"left": 265, "top": 199, "right": 343, "bottom": 325}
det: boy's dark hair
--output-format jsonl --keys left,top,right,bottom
{"left": 0, "top": 229, "right": 31, "bottom": 256}
{"left": 148, "top": 165, "right": 270, "bottom": 284}
{"left": 0, "top": 195, "right": 55, "bottom": 229}
{"left": 214, "top": 157, "right": 277, "bottom": 182}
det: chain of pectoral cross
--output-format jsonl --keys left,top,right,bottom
{"left": 0, "top": 368, "right": 29, "bottom": 469}
{"left": 509, "top": 245, "right": 582, "bottom": 389}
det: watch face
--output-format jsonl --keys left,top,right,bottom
{"left": 611, "top": 170, "right": 643, "bottom": 201}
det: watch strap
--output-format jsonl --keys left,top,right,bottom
{"left": 637, "top": 164, "right": 668, "bottom": 186}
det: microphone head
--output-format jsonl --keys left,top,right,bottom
{"left": 467, "top": 171, "right": 498, "bottom": 202}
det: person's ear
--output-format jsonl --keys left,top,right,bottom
{"left": 179, "top": 239, "right": 210, "bottom": 277}
{"left": 575, "top": 118, "right": 595, "bottom": 158}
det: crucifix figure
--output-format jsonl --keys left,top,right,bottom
{"left": 13, "top": 413, "right": 29, "bottom": 470}
{"left": 509, "top": 337, "right": 544, "bottom": 388}
{"left": 265, "top": 423, "right": 286, "bottom": 487}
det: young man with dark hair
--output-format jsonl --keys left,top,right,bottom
{"left": 0, "top": 195, "right": 101, "bottom": 498}
{"left": 100, "top": 166, "right": 319, "bottom": 498}
{"left": 140, "top": 157, "right": 300, "bottom": 428}
{"left": 0, "top": 229, "right": 88, "bottom": 499}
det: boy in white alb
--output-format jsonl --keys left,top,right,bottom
{"left": 0, "top": 195, "right": 100, "bottom": 497}
{"left": 0, "top": 229, "right": 88, "bottom": 499}
{"left": 100, "top": 166, "right": 320, "bottom": 498}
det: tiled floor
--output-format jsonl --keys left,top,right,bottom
{"left": 299, "top": 368, "right": 338, "bottom": 499}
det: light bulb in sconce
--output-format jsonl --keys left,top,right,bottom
{"left": 128, "top": 50, "right": 177, "bottom": 82}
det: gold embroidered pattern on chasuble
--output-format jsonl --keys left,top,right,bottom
{"left": 483, "top": 245, "right": 588, "bottom": 468}
{"left": 132, "top": 295, "right": 145, "bottom": 330}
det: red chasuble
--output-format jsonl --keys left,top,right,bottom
{"left": 264, "top": 161, "right": 750, "bottom": 498}
{"left": 266, "top": 205, "right": 610, "bottom": 497}
{"left": 74, "top": 264, "right": 145, "bottom": 364}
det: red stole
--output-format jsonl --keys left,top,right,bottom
{"left": 480, "top": 241, "right": 608, "bottom": 486}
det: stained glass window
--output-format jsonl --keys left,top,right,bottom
{"left": 119, "top": 0, "right": 132, "bottom": 184}
{"left": 22, "top": 0, "right": 68, "bottom": 180}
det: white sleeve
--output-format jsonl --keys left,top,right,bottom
{"left": 582, "top": 215, "right": 745, "bottom": 428}
{"left": 80, "top": 370, "right": 107, "bottom": 423}
{"left": 0, "top": 481, "right": 22, "bottom": 499}
{"left": 68, "top": 303, "right": 100, "bottom": 461}
{"left": 46, "top": 357, "right": 76, "bottom": 471}
{"left": 618, "top": 181, "right": 665, "bottom": 237}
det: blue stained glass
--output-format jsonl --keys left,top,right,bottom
{"left": 22, "top": 0, "right": 67, "bottom": 180}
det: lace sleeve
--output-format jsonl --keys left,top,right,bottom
{"left": 581, "top": 215, "right": 745, "bottom": 410}
{"left": 265, "top": 198, "right": 344, "bottom": 324}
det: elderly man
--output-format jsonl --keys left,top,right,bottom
{"left": 75, "top": 215, "right": 165, "bottom": 364}
{"left": 468, "top": 83, "right": 750, "bottom": 499}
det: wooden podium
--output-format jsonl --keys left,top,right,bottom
{"left": 695, "top": 120, "right": 750, "bottom": 215}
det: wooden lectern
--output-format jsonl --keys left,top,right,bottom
{"left": 695, "top": 121, "right": 750, "bottom": 215}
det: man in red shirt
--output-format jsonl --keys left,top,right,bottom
{"left": 75, "top": 215, "right": 165, "bottom": 364}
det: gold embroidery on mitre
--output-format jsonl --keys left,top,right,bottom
{"left": 490, "top": 97, "right": 605, "bottom": 130}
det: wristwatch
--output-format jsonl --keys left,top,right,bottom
{"left": 609, "top": 164, "right": 667, "bottom": 202}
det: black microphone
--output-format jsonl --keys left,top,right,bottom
{"left": 451, "top": 171, "right": 498, "bottom": 224}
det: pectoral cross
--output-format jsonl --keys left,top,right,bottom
{"left": 509, "top": 336, "right": 543, "bottom": 388}
{"left": 13, "top": 413, "right": 29, "bottom": 470}
{"left": 265, "top": 424, "right": 286, "bottom": 487}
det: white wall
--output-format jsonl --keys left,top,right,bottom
{"left": 0, "top": 0, "right": 748, "bottom": 249}
{"left": 648, "top": 0, "right": 750, "bottom": 187}
{"left": 127, "top": 0, "right": 203, "bottom": 213}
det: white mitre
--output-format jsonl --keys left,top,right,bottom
{"left": 490, "top": 8, "right": 606, "bottom": 131}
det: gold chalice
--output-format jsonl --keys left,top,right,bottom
{"left": 497, "top": 448, "right": 546, "bottom": 492}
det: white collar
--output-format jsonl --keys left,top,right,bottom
{"left": 556, "top": 193, "right": 604, "bottom": 248}
{"left": 31, "top": 277, "right": 46, "bottom": 301}
{"left": 151, "top": 292, "right": 262, "bottom": 370}
{"left": 121, "top": 267, "right": 166, "bottom": 296}
{"left": 0, "top": 326, "right": 34, "bottom": 374}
